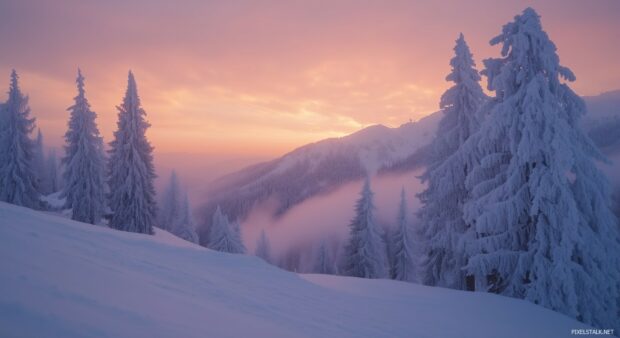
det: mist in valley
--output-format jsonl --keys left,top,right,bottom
{"left": 237, "top": 170, "right": 425, "bottom": 272}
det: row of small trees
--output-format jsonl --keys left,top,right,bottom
{"left": 204, "top": 204, "right": 272, "bottom": 262}
{"left": 0, "top": 69, "right": 179, "bottom": 236}
{"left": 415, "top": 8, "right": 619, "bottom": 331}
{"left": 209, "top": 178, "right": 414, "bottom": 281}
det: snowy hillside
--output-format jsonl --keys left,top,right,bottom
{"left": 583, "top": 90, "right": 620, "bottom": 153}
{"left": 584, "top": 90, "right": 620, "bottom": 120}
{"left": 0, "top": 202, "right": 588, "bottom": 338}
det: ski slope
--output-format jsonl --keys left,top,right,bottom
{"left": 0, "top": 202, "right": 588, "bottom": 338}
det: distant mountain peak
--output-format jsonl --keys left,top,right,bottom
{"left": 199, "top": 112, "right": 442, "bottom": 243}
{"left": 198, "top": 91, "right": 620, "bottom": 244}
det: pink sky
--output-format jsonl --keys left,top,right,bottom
{"left": 1, "top": 0, "right": 619, "bottom": 158}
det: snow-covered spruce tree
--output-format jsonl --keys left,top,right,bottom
{"left": 32, "top": 129, "right": 47, "bottom": 194}
{"left": 229, "top": 219, "right": 245, "bottom": 253}
{"left": 45, "top": 149, "right": 61, "bottom": 194}
{"left": 255, "top": 229, "right": 272, "bottom": 263}
{"left": 462, "top": 8, "right": 620, "bottom": 330}
{"left": 107, "top": 71, "right": 157, "bottom": 234}
{"left": 208, "top": 206, "right": 246, "bottom": 254}
{"left": 159, "top": 172, "right": 199, "bottom": 243}
{"left": 175, "top": 192, "right": 199, "bottom": 243}
{"left": 314, "top": 241, "right": 333, "bottom": 274}
{"left": 0, "top": 103, "right": 5, "bottom": 126}
{"left": 391, "top": 188, "right": 415, "bottom": 281}
{"left": 613, "top": 188, "right": 620, "bottom": 220}
{"left": 416, "top": 34, "right": 486, "bottom": 289}
{"left": 61, "top": 69, "right": 106, "bottom": 224}
{"left": 159, "top": 170, "right": 181, "bottom": 232}
{"left": 383, "top": 224, "right": 395, "bottom": 278}
{"left": 341, "top": 177, "right": 387, "bottom": 278}
{"left": 0, "top": 70, "right": 42, "bottom": 208}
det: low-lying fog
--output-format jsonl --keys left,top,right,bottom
{"left": 239, "top": 170, "right": 425, "bottom": 271}
{"left": 155, "top": 145, "right": 620, "bottom": 273}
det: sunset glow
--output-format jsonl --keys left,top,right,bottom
{"left": 1, "top": 0, "right": 619, "bottom": 157}
{"left": 2, "top": 2, "right": 620, "bottom": 336}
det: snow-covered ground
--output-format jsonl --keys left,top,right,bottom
{"left": 0, "top": 202, "right": 589, "bottom": 338}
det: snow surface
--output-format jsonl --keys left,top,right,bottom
{"left": 0, "top": 202, "right": 590, "bottom": 338}
{"left": 40, "top": 191, "right": 66, "bottom": 210}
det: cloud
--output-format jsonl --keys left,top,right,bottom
{"left": 1, "top": 0, "right": 618, "bottom": 159}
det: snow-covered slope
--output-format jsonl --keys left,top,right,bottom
{"left": 583, "top": 90, "right": 620, "bottom": 153}
{"left": 584, "top": 90, "right": 620, "bottom": 120}
{"left": 0, "top": 202, "right": 587, "bottom": 338}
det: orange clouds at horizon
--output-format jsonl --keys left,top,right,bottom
{"left": 1, "top": 0, "right": 619, "bottom": 159}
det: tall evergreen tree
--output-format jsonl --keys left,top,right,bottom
{"left": 159, "top": 171, "right": 199, "bottom": 243}
{"left": 341, "top": 178, "right": 387, "bottom": 279}
{"left": 383, "top": 226, "right": 395, "bottom": 278}
{"left": 61, "top": 69, "right": 106, "bottom": 224}
{"left": 314, "top": 241, "right": 333, "bottom": 274}
{"left": 44, "top": 149, "right": 61, "bottom": 194}
{"left": 0, "top": 102, "right": 5, "bottom": 124}
{"left": 417, "top": 34, "right": 486, "bottom": 289}
{"left": 32, "top": 129, "right": 47, "bottom": 194}
{"left": 462, "top": 8, "right": 620, "bottom": 330}
{"left": 255, "top": 229, "right": 272, "bottom": 263}
{"left": 391, "top": 188, "right": 415, "bottom": 282}
{"left": 208, "top": 206, "right": 246, "bottom": 254}
{"left": 175, "top": 192, "right": 199, "bottom": 243}
{"left": 0, "top": 70, "right": 42, "bottom": 208}
{"left": 229, "top": 218, "right": 245, "bottom": 253}
{"left": 107, "top": 71, "right": 157, "bottom": 234}
{"left": 160, "top": 171, "right": 181, "bottom": 232}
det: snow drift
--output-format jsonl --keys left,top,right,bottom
{"left": 0, "top": 202, "right": 590, "bottom": 338}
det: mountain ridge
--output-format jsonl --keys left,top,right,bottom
{"left": 199, "top": 91, "right": 620, "bottom": 242}
{"left": 199, "top": 111, "right": 443, "bottom": 241}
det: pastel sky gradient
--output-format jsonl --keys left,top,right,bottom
{"left": 1, "top": 0, "right": 619, "bottom": 157}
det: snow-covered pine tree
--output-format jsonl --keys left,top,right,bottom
{"left": 107, "top": 71, "right": 157, "bottom": 234}
{"left": 208, "top": 206, "right": 246, "bottom": 254}
{"left": 255, "top": 229, "right": 272, "bottom": 263}
{"left": 159, "top": 171, "right": 181, "bottom": 232}
{"left": 0, "top": 103, "right": 4, "bottom": 149}
{"left": 0, "top": 70, "right": 42, "bottom": 209}
{"left": 391, "top": 188, "right": 415, "bottom": 282}
{"left": 229, "top": 218, "right": 246, "bottom": 253}
{"left": 613, "top": 188, "right": 620, "bottom": 220}
{"left": 314, "top": 241, "right": 333, "bottom": 274}
{"left": 32, "top": 129, "right": 47, "bottom": 194}
{"left": 61, "top": 69, "right": 106, "bottom": 224}
{"left": 159, "top": 171, "right": 199, "bottom": 243}
{"left": 462, "top": 8, "right": 620, "bottom": 330}
{"left": 174, "top": 192, "right": 199, "bottom": 243}
{"left": 0, "top": 102, "right": 5, "bottom": 124}
{"left": 45, "top": 149, "right": 61, "bottom": 194}
{"left": 416, "top": 33, "right": 486, "bottom": 289}
{"left": 341, "top": 177, "right": 387, "bottom": 279}
{"left": 383, "top": 226, "right": 395, "bottom": 277}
